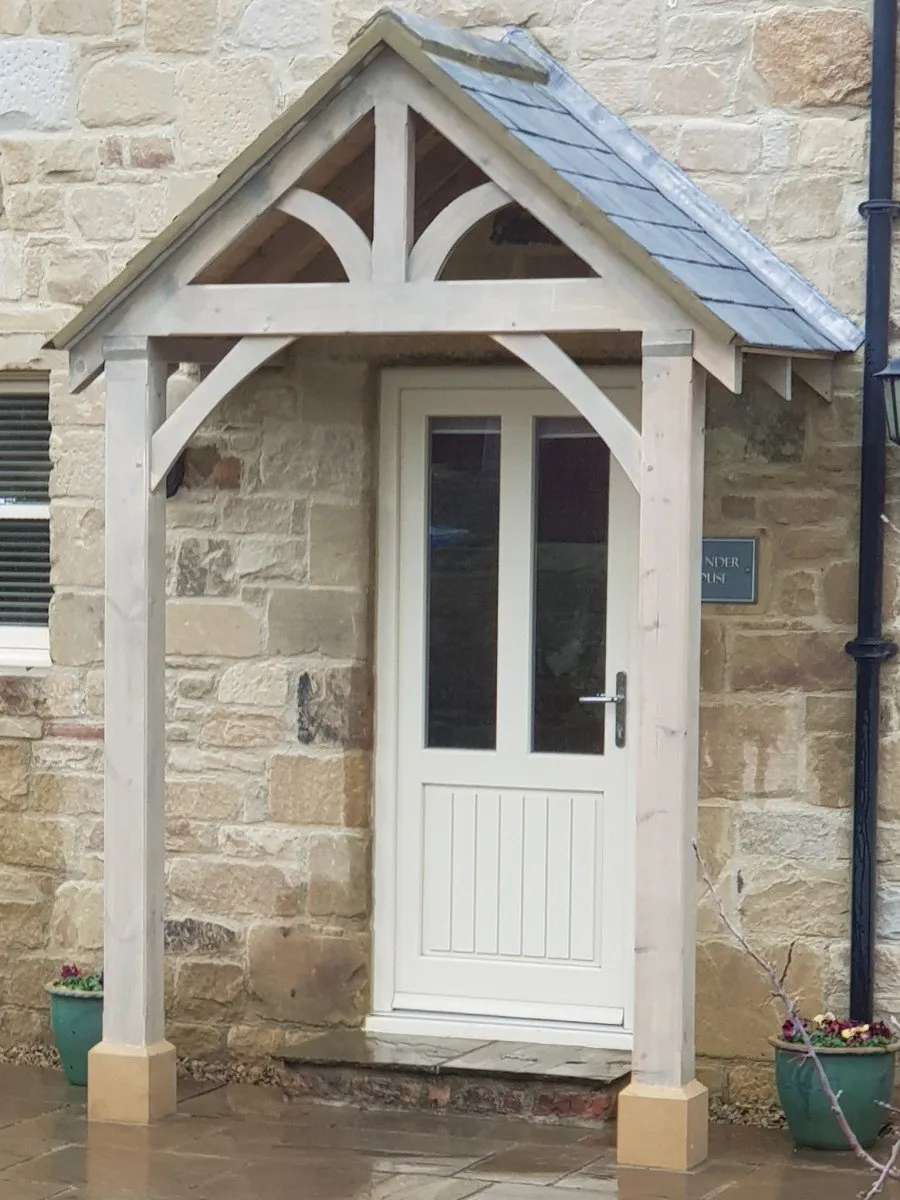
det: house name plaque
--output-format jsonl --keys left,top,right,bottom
{"left": 701, "top": 538, "right": 758, "bottom": 604}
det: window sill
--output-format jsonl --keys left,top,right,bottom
{"left": 0, "top": 649, "right": 51, "bottom": 677}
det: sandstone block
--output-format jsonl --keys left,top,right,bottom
{"left": 738, "top": 803, "right": 849, "bottom": 862}
{"left": 198, "top": 710, "right": 284, "bottom": 749}
{"left": 218, "top": 662, "right": 290, "bottom": 708}
{"left": 697, "top": 939, "right": 822, "bottom": 1061}
{"left": 752, "top": 9, "right": 870, "bottom": 108}
{"left": 648, "top": 64, "right": 729, "bottom": 117}
{"left": 729, "top": 631, "right": 852, "bottom": 692}
{"left": 267, "top": 588, "right": 366, "bottom": 659}
{"left": 50, "top": 505, "right": 104, "bottom": 589}
{"left": 248, "top": 925, "right": 368, "bottom": 1025}
{"left": 309, "top": 503, "right": 369, "bottom": 588}
{"left": 0, "top": 717, "right": 41, "bottom": 739}
{"left": 806, "top": 694, "right": 855, "bottom": 734}
{"left": 677, "top": 121, "right": 761, "bottom": 174}
{"left": 166, "top": 600, "right": 261, "bottom": 658}
{"left": 260, "top": 424, "right": 368, "bottom": 498}
{"left": 166, "top": 1022, "right": 226, "bottom": 1059}
{"left": 36, "top": 0, "right": 113, "bottom": 32}
{"left": 31, "top": 774, "right": 102, "bottom": 816}
{"left": 49, "top": 591, "right": 103, "bottom": 666}
{"left": 297, "top": 666, "right": 372, "bottom": 749}
{"left": 0, "top": 237, "right": 25, "bottom": 300}
{"left": 778, "top": 571, "right": 817, "bottom": 618}
{"left": 218, "top": 824, "right": 308, "bottom": 859}
{"left": 227, "top": 1024, "right": 311, "bottom": 1059}
{"left": 807, "top": 732, "right": 854, "bottom": 809}
{"left": 69, "top": 187, "right": 135, "bottom": 242}
{"left": 166, "top": 818, "right": 218, "bottom": 855}
{"left": 0, "top": 896, "right": 52, "bottom": 950}
{"left": 174, "top": 961, "right": 244, "bottom": 1019}
{"left": 700, "top": 620, "right": 726, "bottom": 693}
{"left": 727, "top": 1063, "right": 777, "bottom": 1108}
{"left": 798, "top": 117, "right": 867, "bottom": 177}
{"left": 219, "top": 497, "right": 295, "bottom": 534}
{"left": 269, "top": 752, "right": 369, "bottom": 827}
{"left": 0, "top": 139, "right": 33, "bottom": 184}
{"left": 168, "top": 858, "right": 303, "bottom": 918}
{"left": 166, "top": 778, "right": 243, "bottom": 821}
{"left": 178, "top": 58, "right": 277, "bottom": 169}
{"left": 79, "top": 60, "right": 176, "bottom": 127}
{"left": 0, "top": 0, "right": 30, "bottom": 33}
{"left": 129, "top": 135, "right": 175, "bottom": 170}
{"left": 48, "top": 881, "right": 102, "bottom": 951}
{"left": 4, "top": 185, "right": 63, "bottom": 231}
{"left": 172, "top": 537, "right": 234, "bottom": 597}
{"left": 739, "top": 863, "right": 848, "bottom": 939}
{"left": 769, "top": 177, "right": 843, "bottom": 242}
{"left": 44, "top": 247, "right": 107, "bottom": 305}
{"left": 235, "top": 538, "right": 307, "bottom": 582}
{"left": 699, "top": 700, "right": 799, "bottom": 800}
{"left": 572, "top": 0, "right": 659, "bottom": 60}
{"left": 165, "top": 917, "right": 240, "bottom": 955}
{"left": 39, "top": 136, "right": 97, "bottom": 180}
{"left": 0, "top": 742, "right": 29, "bottom": 809}
{"left": 696, "top": 805, "right": 731, "bottom": 884}
{"left": 183, "top": 445, "right": 241, "bottom": 489}
{"left": 0, "top": 814, "right": 64, "bottom": 870}
{"left": 0, "top": 40, "right": 73, "bottom": 132}
{"left": 238, "top": 0, "right": 328, "bottom": 51}
{"left": 665, "top": 12, "right": 748, "bottom": 58}
{"left": 146, "top": 0, "right": 215, "bottom": 50}
{"left": 822, "top": 560, "right": 857, "bottom": 625}
{"left": 307, "top": 832, "right": 370, "bottom": 918}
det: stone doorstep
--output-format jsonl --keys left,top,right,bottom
{"left": 277, "top": 1031, "right": 632, "bottom": 1124}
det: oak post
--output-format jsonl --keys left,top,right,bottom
{"left": 617, "top": 330, "right": 709, "bottom": 1171}
{"left": 88, "top": 336, "right": 175, "bottom": 1124}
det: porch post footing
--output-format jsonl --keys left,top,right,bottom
{"left": 616, "top": 1080, "right": 709, "bottom": 1171}
{"left": 87, "top": 1041, "right": 177, "bottom": 1124}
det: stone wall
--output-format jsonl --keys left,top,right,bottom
{"left": 0, "top": 0, "right": 891, "bottom": 1101}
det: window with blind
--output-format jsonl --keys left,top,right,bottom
{"left": 0, "top": 380, "right": 51, "bottom": 667}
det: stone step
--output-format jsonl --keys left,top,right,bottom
{"left": 277, "top": 1032, "right": 631, "bottom": 1124}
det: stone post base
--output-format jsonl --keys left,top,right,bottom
{"left": 617, "top": 1080, "right": 709, "bottom": 1171}
{"left": 87, "top": 1041, "right": 177, "bottom": 1124}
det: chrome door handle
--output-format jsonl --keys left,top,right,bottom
{"left": 578, "top": 672, "right": 627, "bottom": 749}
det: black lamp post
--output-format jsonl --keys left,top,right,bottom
{"left": 877, "top": 357, "right": 900, "bottom": 445}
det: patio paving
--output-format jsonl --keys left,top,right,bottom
{"left": 0, "top": 1062, "right": 895, "bottom": 1199}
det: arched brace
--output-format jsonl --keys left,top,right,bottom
{"left": 408, "top": 182, "right": 512, "bottom": 282}
{"left": 150, "top": 336, "right": 296, "bottom": 491}
{"left": 492, "top": 333, "right": 642, "bottom": 492}
{"left": 277, "top": 188, "right": 373, "bottom": 281}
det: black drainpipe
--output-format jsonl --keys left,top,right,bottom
{"left": 846, "top": 0, "right": 899, "bottom": 1023}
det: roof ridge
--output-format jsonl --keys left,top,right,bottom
{"left": 503, "top": 28, "right": 862, "bottom": 353}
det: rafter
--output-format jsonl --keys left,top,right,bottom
{"left": 277, "top": 188, "right": 372, "bottom": 281}
{"left": 409, "top": 182, "right": 512, "bottom": 281}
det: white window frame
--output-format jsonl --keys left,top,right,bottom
{"left": 0, "top": 374, "right": 51, "bottom": 674}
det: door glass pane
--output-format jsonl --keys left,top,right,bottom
{"left": 532, "top": 417, "right": 610, "bottom": 755}
{"left": 427, "top": 417, "right": 501, "bottom": 749}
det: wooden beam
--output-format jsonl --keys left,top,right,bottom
{"left": 159, "top": 337, "right": 237, "bottom": 365}
{"left": 276, "top": 188, "right": 372, "bottom": 281}
{"left": 793, "top": 355, "right": 834, "bottom": 401}
{"left": 95, "top": 335, "right": 175, "bottom": 1117}
{"left": 409, "top": 181, "right": 511, "bottom": 281}
{"left": 67, "top": 63, "right": 385, "bottom": 393}
{"left": 492, "top": 332, "right": 641, "bottom": 490}
{"left": 150, "top": 336, "right": 295, "bottom": 490}
{"left": 750, "top": 352, "right": 792, "bottom": 401}
{"left": 373, "top": 96, "right": 415, "bottom": 282}
{"left": 142, "top": 279, "right": 665, "bottom": 338}
{"left": 631, "top": 328, "right": 705, "bottom": 1092}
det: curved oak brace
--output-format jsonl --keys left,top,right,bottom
{"left": 492, "top": 332, "right": 642, "bottom": 492}
{"left": 408, "top": 182, "right": 512, "bottom": 282}
{"left": 150, "top": 336, "right": 295, "bottom": 491}
{"left": 277, "top": 188, "right": 373, "bottom": 282}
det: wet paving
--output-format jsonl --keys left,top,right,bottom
{"left": 0, "top": 1063, "right": 897, "bottom": 1198}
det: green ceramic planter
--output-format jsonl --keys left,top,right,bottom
{"left": 46, "top": 986, "right": 103, "bottom": 1087}
{"left": 772, "top": 1037, "right": 899, "bottom": 1151}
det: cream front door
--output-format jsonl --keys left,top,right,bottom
{"left": 374, "top": 369, "right": 639, "bottom": 1036}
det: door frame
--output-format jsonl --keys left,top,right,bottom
{"left": 370, "top": 365, "right": 640, "bottom": 1050}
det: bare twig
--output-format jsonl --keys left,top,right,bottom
{"left": 778, "top": 941, "right": 796, "bottom": 990}
{"left": 694, "top": 842, "right": 899, "bottom": 1190}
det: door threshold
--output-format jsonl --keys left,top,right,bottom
{"left": 366, "top": 1010, "right": 633, "bottom": 1050}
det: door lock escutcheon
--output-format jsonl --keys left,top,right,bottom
{"left": 578, "top": 671, "right": 627, "bottom": 748}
